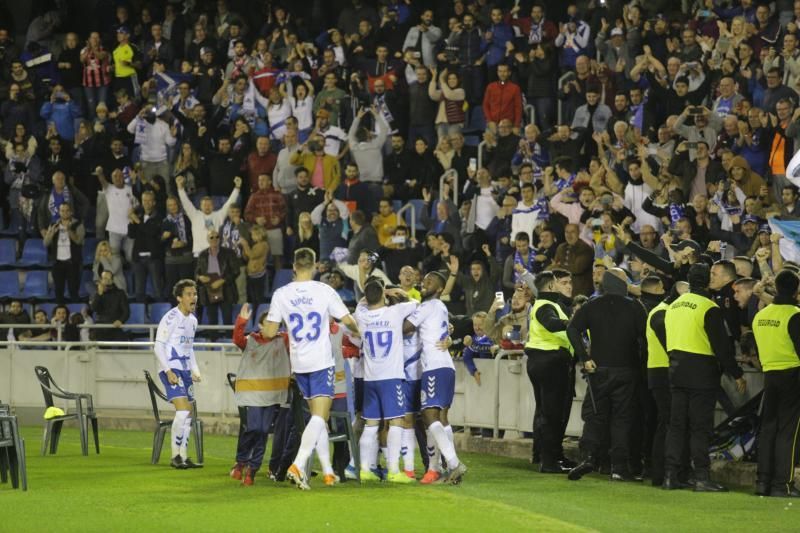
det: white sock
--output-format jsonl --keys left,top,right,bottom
{"left": 171, "top": 410, "right": 189, "bottom": 458}
{"left": 315, "top": 423, "right": 334, "bottom": 476}
{"left": 293, "top": 415, "right": 325, "bottom": 474}
{"left": 180, "top": 415, "right": 193, "bottom": 459}
{"left": 387, "top": 426, "right": 402, "bottom": 474}
{"left": 444, "top": 425, "right": 454, "bottom": 446}
{"left": 425, "top": 428, "right": 441, "bottom": 472}
{"left": 429, "top": 421, "right": 459, "bottom": 469}
{"left": 380, "top": 446, "right": 388, "bottom": 465}
{"left": 402, "top": 428, "right": 416, "bottom": 473}
{"left": 359, "top": 425, "right": 379, "bottom": 471}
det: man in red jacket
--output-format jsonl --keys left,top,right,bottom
{"left": 482, "top": 64, "right": 523, "bottom": 135}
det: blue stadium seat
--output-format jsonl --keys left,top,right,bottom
{"left": 211, "top": 196, "right": 228, "bottom": 210}
{"left": 20, "top": 271, "right": 52, "bottom": 300}
{"left": 405, "top": 199, "right": 428, "bottom": 230}
{"left": 37, "top": 303, "right": 56, "bottom": 317}
{"left": 127, "top": 303, "right": 147, "bottom": 325}
{"left": 0, "top": 271, "right": 21, "bottom": 299}
{"left": 464, "top": 135, "right": 480, "bottom": 147}
{"left": 15, "top": 239, "right": 50, "bottom": 268}
{"left": 83, "top": 238, "right": 99, "bottom": 267}
{"left": 148, "top": 302, "right": 172, "bottom": 324}
{"left": 269, "top": 269, "right": 293, "bottom": 296}
{"left": 253, "top": 303, "right": 270, "bottom": 325}
{"left": 66, "top": 303, "right": 87, "bottom": 315}
{"left": 80, "top": 270, "right": 96, "bottom": 299}
{"left": 0, "top": 239, "right": 17, "bottom": 268}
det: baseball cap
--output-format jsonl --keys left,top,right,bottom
{"left": 200, "top": 46, "right": 214, "bottom": 56}
{"left": 758, "top": 224, "right": 771, "bottom": 234}
{"left": 116, "top": 25, "right": 130, "bottom": 34}
{"left": 674, "top": 239, "right": 701, "bottom": 253}
{"left": 610, "top": 28, "right": 624, "bottom": 37}
{"left": 741, "top": 214, "right": 760, "bottom": 225}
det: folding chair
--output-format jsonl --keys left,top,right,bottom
{"left": 143, "top": 370, "right": 204, "bottom": 464}
{"left": 34, "top": 366, "right": 99, "bottom": 456}
{"left": 0, "top": 404, "right": 27, "bottom": 491}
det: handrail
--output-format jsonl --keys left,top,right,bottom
{"left": 395, "top": 202, "right": 416, "bottom": 240}
{"left": 0, "top": 340, "right": 236, "bottom": 348}
{"left": 524, "top": 104, "right": 535, "bottom": 127}
{"left": 493, "top": 349, "right": 525, "bottom": 438}
{"left": 439, "top": 168, "right": 459, "bottom": 206}
{"left": 477, "top": 140, "right": 487, "bottom": 170}
{"left": 557, "top": 72, "right": 573, "bottom": 125}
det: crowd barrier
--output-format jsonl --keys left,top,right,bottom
{"left": 1, "top": 341, "right": 765, "bottom": 437}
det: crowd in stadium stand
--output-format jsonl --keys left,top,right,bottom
{"left": 0, "top": 0, "right": 795, "bottom": 349}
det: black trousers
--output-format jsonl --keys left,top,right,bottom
{"left": 757, "top": 367, "right": 800, "bottom": 491}
{"left": 579, "top": 367, "right": 637, "bottom": 472}
{"left": 665, "top": 386, "right": 716, "bottom": 481}
{"left": 650, "top": 385, "right": 672, "bottom": 482}
{"left": 235, "top": 405, "right": 280, "bottom": 472}
{"left": 53, "top": 259, "right": 80, "bottom": 303}
{"left": 526, "top": 348, "right": 572, "bottom": 466}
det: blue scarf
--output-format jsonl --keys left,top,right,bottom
{"left": 514, "top": 247, "right": 536, "bottom": 282}
{"left": 554, "top": 173, "right": 575, "bottom": 192}
{"left": 48, "top": 186, "right": 71, "bottom": 223}
{"left": 668, "top": 203, "right": 685, "bottom": 226}
{"left": 166, "top": 212, "right": 187, "bottom": 242}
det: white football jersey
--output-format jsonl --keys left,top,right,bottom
{"left": 154, "top": 307, "right": 198, "bottom": 372}
{"left": 267, "top": 281, "right": 350, "bottom": 373}
{"left": 403, "top": 331, "right": 423, "bottom": 382}
{"left": 355, "top": 301, "right": 417, "bottom": 381}
{"left": 406, "top": 298, "right": 454, "bottom": 372}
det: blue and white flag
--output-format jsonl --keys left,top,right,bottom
{"left": 768, "top": 218, "right": 800, "bottom": 263}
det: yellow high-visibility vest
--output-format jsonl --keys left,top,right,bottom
{"left": 646, "top": 301, "right": 670, "bottom": 369}
{"left": 526, "top": 299, "right": 573, "bottom": 354}
{"left": 665, "top": 292, "right": 717, "bottom": 356}
{"left": 752, "top": 304, "right": 800, "bottom": 372}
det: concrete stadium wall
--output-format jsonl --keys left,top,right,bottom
{"left": 0, "top": 347, "right": 765, "bottom": 432}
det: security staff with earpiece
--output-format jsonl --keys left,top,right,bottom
{"left": 660, "top": 263, "right": 746, "bottom": 492}
{"left": 751, "top": 269, "right": 800, "bottom": 498}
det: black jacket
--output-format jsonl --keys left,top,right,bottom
{"left": 90, "top": 285, "right": 129, "bottom": 324}
{"left": 195, "top": 247, "right": 239, "bottom": 305}
{"left": 128, "top": 208, "right": 164, "bottom": 259}
{"left": 567, "top": 293, "right": 647, "bottom": 367}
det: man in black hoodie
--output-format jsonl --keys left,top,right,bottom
{"left": 566, "top": 268, "right": 647, "bottom": 482}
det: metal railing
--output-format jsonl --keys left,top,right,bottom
{"left": 557, "top": 72, "right": 573, "bottom": 125}
{"left": 477, "top": 140, "right": 487, "bottom": 170}
{"left": 493, "top": 349, "right": 525, "bottom": 437}
{"left": 439, "top": 168, "right": 459, "bottom": 206}
{"left": 395, "top": 203, "right": 416, "bottom": 240}
{"left": 524, "top": 104, "right": 535, "bottom": 128}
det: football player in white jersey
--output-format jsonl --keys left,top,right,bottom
{"left": 404, "top": 271, "right": 467, "bottom": 484}
{"left": 264, "top": 248, "right": 360, "bottom": 490}
{"left": 401, "top": 323, "right": 423, "bottom": 478}
{"left": 354, "top": 278, "right": 417, "bottom": 484}
{"left": 154, "top": 279, "right": 202, "bottom": 469}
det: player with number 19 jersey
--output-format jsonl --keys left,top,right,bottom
{"left": 267, "top": 281, "right": 350, "bottom": 374}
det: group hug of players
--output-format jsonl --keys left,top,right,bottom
{"left": 154, "top": 248, "right": 465, "bottom": 489}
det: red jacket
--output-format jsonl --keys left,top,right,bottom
{"left": 482, "top": 81, "right": 523, "bottom": 127}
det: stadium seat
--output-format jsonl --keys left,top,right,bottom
{"left": 15, "top": 239, "right": 50, "bottom": 268}
{"left": 0, "top": 239, "right": 17, "bottom": 268}
{"left": 83, "top": 238, "right": 99, "bottom": 267}
{"left": 0, "top": 211, "right": 21, "bottom": 237}
{"left": 20, "top": 272, "right": 52, "bottom": 301}
{"left": 211, "top": 196, "right": 227, "bottom": 210}
{"left": 34, "top": 366, "right": 98, "bottom": 456}
{"left": 36, "top": 303, "right": 56, "bottom": 318}
{"left": 405, "top": 199, "right": 427, "bottom": 230}
{"left": 253, "top": 303, "right": 270, "bottom": 325}
{"left": 0, "top": 405, "right": 27, "bottom": 491}
{"left": 0, "top": 271, "right": 21, "bottom": 300}
{"left": 66, "top": 303, "right": 87, "bottom": 316}
{"left": 143, "top": 370, "right": 203, "bottom": 464}
{"left": 270, "top": 269, "right": 293, "bottom": 295}
{"left": 148, "top": 302, "right": 171, "bottom": 324}
{"left": 127, "top": 303, "right": 147, "bottom": 325}
{"left": 79, "top": 270, "right": 96, "bottom": 300}
{"left": 464, "top": 134, "right": 480, "bottom": 147}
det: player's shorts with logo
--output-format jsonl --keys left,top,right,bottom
{"left": 363, "top": 378, "right": 406, "bottom": 420}
{"left": 295, "top": 366, "right": 335, "bottom": 399}
{"left": 420, "top": 368, "right": 455, "bottom": 409}
{"left": 159, "top": 369, "right": 195, "bottom": 402}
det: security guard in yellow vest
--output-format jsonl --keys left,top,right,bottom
{"left": 525, "top": 271, "right": 574, "bottom": 474}
{"left": 751, "top": 270, "right": 800, "bottom": 498}
{"left": 661, "top": 264, "right": 746, "bottom": 492}
{"left": 644, "top": 279, "right": 687, "bottom": 487}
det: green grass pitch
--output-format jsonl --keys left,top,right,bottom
{"left": 0, "top": 427, "right": 796, "bottom": 532}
